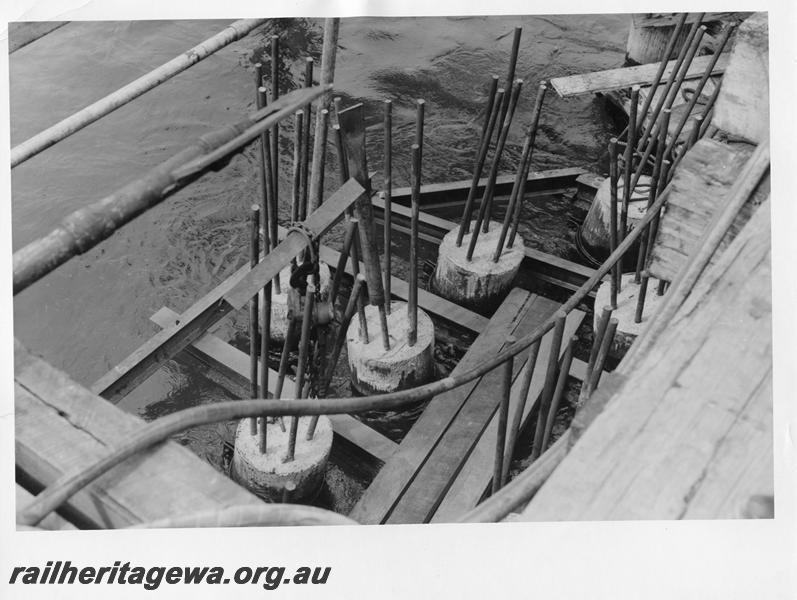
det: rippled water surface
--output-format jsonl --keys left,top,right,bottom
{"left": 10, "top": 16, "right": 628, "bottom": 507}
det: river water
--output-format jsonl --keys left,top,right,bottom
{"left": 10, "top": 16, "right": 628, "bottom": 510}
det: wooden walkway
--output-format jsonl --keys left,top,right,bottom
{"left": 519, "top": 198, "right": 771, "bottom": 520}
{"left": 15, "top": 339, "right": 260, "bottom": 529}
{"left": 350, "top": 289, "right": 584, "bottom": 524}
{"left": 648, "top": 138, "right": 770, "bottom": 282}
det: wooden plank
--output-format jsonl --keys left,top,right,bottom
{"left": 635, "top": 12, "right": 749, "bottom": 28}
{"left": 386, "top": 295, "right": 566, "bottom": 523}
{"left": 8, "top": 21, "right": 69, "bottom": 53}
{"left": 349, "top": 288, "right": 533, "bottom": 524}
{"left": 91, "top": 178, "right": 363, "bottom": 402}
{"left": 388, "top": 167, "right": 586, "bottom": 206}
{"left": 550, "top": 52, "right": 729, "bottom": 98}
{"left": 520, "top": 200, "right": 771, "bottom": 520}
{"left": 150, "top": 307, "right": 398, "bottom": 464}
{"left": 430, "top": 309, "right": 585, "bottom": 522}
{"left": 15, "top": 339, "right": 260, "bottom": 529}
{"left": 371, "top": 194, "right": 597, "bottom": 289}
{"left": 648, "top": 138, "right": 769, "bottom": 282}
{"left": 713, "top": 12, "right": 769, "bottom": 144}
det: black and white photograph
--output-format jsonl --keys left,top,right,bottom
{"left": 1, "top": 1, "right": 794, "bottom": 598}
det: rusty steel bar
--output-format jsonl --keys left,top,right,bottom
{"left": 248, "top": 205, "right": 261, "bottom": 436}
{"left": 492, "top": 356, "right": 514, "bottom": 495}
{"left": 456, "top": 82, "right": 503, "bottom": 245}
{"left": 530, "top": 311, "right": 566, "bottom": 460}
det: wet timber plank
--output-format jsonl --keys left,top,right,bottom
{"left": 387, "top": 296, "right": 578, "bottom": 524}
{"left": 430, "top": 308, "right": 584, "bottom": 522}
{"left": 550, "top": 53, "right": 729, "bottom": 98}
{"left": 15, "top": 339, "right": 260, "bottom": 529}
{"left": 349, "top": 288, "right": 533, "bottom": 524}
{"left": 520, "top": 200, "right": 771, "bottom": 520}
{"left": 150, "top": 307, "right": 398, "bottom": 465}
{"left": 647, "top": 139, "right": 769, "bottom": 282}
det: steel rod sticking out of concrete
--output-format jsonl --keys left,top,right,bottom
{"left": 408, "top": 144, "right": 421, "bottom": 347}
{"left": 635, "top": 109, "right": 670, "bottom": 282}
{"left": 507, "top": 81, "right": 547, "bottom": 250}
{"left": 270, "top": 35, "right": 280, "bottom": 236}
{"left": 608, "top": 138, "right": 620, "bottom": 302}
{"left": 531, "top": 311, "right": 566, "bottom": 460}
{"left": 541, "top": 336, "right": 575, "bottom": 452}
{"left": 309, "top": 109, "right": 330, "bottom": 214}
{"left": 274, "top": 318, "right": 297, "bottom": 402}
{"left": 415, "top": 99, "right": 425, "bottom": 168}
{"left": 579, "top": 304, "right": 613, "bottom": 403}
{"left": 308, "top": 19, "right": 340, "bottom": 216}
{"left": 383, "top": 99, "right": 393, "bottom": 311}
{"left": 500, "top": 338, "right": 541, "bottom": 487}
{"left": 321, "top": 274, "right": 367, "bottom": 396}
{"left": 494, "top": 126, "right": 534, "bottom": 262}
{"left": 466, "top": 81, "right": 523, "bottom": 261}
{"left": 504, "top": 27, "right": 523, "bottom": 102}
{"left": 337, "top": 102, "right": 391, "bottom": 349}
{"left": 630, "top": 23, "right": 707, "bottom": 195}
{"left": 635, "top": 272, "right": 651, "bottom": 323}
{"left": 286, "top": 280, "right": 316, "bottom": 463}
{"left": 587, "top": 318, "right": 619, "bottom": 395}
{"left": 665, "top": 25, "right": 733, "bottom": 160}
{"left": 300, "top": 58, "right": 314, "bottom": 221}
{"left": 256, "top": 86, "right": 274, "bottom": 244}
{"left": 621, "top": 86, "right": 641, "bottom": 238}
{"left": 634, "top": 12, "right": 689, "bottom": 137}
{"left": 259, "top": 257, "right": 273, "bottom": 453}
{"left": 329, "top": 219, "right": 358, "bottom": 305}
{"left": 456, "top": 82, "right": 503, "bottom": 245}
{"left": 492, "top": 356, "right": 514, "bottom": 495}
{"left": 291, "top": 110, "right": 304, "bottom": 224}
{"left": 248, "top": 205, "right": 261, "bottom": 437}
{"left": 637, "top": 14, "right": 705, "bottom": 152}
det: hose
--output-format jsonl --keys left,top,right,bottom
{"left": 19, "top": 182, "right": 672, "bottom": 528}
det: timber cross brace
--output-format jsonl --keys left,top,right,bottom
{"left": 91, "top": 177, "right": 366, "bottom": 403}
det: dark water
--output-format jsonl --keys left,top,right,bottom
{"left": 10, "top": 16, "right": 627, "bottom": 510}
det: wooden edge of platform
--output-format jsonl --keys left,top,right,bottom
{"left": 150, "top": 307, "right": 398, "bottom": 465}
{"left": 15, "top": 339, "right": 261, "bottom": 529}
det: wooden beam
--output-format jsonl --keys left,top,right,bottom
{"left": 15, "top": 339, "right": 260, "bottom": 529}
{"left": 635, "top": 12, "right": 750, "bottom": 28}
{"left": 388, "top": 167, "right": 586, "bottom": 207}
{"left": 371, "top": 194, "right": 597, "bottom": 292}
{"left": 149, "top": 307, "right": 398, "bottom": 464}
{"left": 92, "top": 178, "right": 363, "bottom": 402}
{"left": 349, "top": 289, "right": 532, "bottom": 524}
{"left": 430, "top": 310, "right": 584, "bottom": 522}
{"left": 387, "top": 295, "right": 575, "bottom": 524}
{"left": 550, "top": 52, "right": 729, "bottom": 98}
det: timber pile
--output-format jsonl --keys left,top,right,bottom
{"left": 519, "top": 197, "right": 772, "bottom": 520}
{"left": 647, "top": 138, "right": 770, "bottom": 282}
